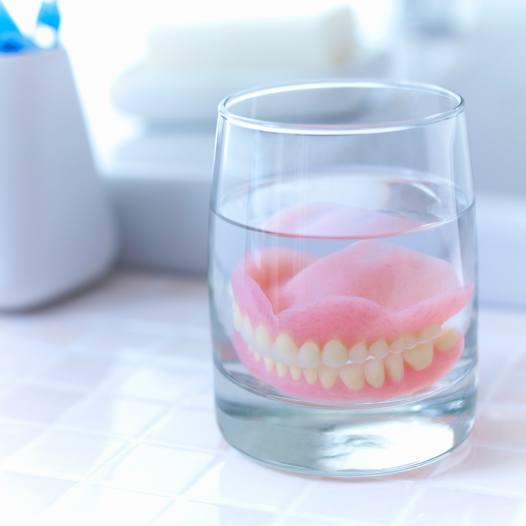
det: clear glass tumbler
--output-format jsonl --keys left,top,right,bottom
{"left": 208, "top": 81, "right": 477, "bottom": 476}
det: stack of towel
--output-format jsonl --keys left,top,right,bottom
{"left": 112, "top": 5, "right": 369, "bottom": 125}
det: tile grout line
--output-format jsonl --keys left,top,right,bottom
{"left": 390, "top": 486, "right": 426, "bottom": 526}
{"left": 278, "top": 478, "right": 317, "bottom": 516}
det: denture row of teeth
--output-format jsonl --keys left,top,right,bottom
{"left": 232, "top": 300, "right": 461, "bottom": 390}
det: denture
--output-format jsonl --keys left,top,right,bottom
{"left": 231, "top": 240, "right": 472, "bottom": 401}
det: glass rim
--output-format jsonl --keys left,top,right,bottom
{"left": 217, "top": 79, "right": 465, "bottom": 135}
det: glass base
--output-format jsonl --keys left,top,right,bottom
{"left": 215, "top": 366, "right": 476, "bottom": 478}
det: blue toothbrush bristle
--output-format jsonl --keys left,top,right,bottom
{"left": 37, "top": 0, "right": 61, "bottom": 31}
{"left": 0, "top": 1, "right": 36, "bottom": 52}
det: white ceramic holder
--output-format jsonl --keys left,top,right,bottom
{"left": 0, "top": 47, "right": 118, "bottom": 310}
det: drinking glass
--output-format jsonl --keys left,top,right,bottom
{"left": 208, "top": 81, "right": 477, "bottom": 476}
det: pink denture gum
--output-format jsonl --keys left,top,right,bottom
{"left": 231, "top": 240, "right": 472, "bottom": 402}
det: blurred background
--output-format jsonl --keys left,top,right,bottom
{"left": 2, "top": 0, "right": 526, "bottom": 305}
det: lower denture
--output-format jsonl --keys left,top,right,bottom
{"left": 231, "top": 240, "right": 472, "bottom": 401}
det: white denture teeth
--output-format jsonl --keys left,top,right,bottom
{"left": 403, "top": 342, "right": 434, "bottom": 371}
{"left": 434, "top": 328, "right": 461, "bottom": 352}
{"left": 364, "top": 359, "right": 385, "bottom": 388}
{"left": 319, "top": 367, "right": 339, "bottom": 389}
{"left": 290, "top": 366, "right": 302, "bottom": 381}
{"left": 242, "top": 314, "right": 254, "bottom": 343}
{"left": 322, "top": 340, "right": 348, "bottom": 367}
{"left": 369, "top": 338, "right": 389, "bottom": 359}
{"left": 276, "top": 362, "right": 289, "bottom": 378}
{"left": 235, "top": 305, "right": 461, "bottom": 391}
{"left": 254, "top": 325, "right": 272, "bottom": 357}
{"left": 303, "top": 368, "right": 318, "bottom": 385}
{"left": 390, "top": 334, "right": 417, "bottom": 353}
{"left": 349, "top": 342, "right": 368, "bottom": 363}
{"left": 298, "top": 341, "right": 321, "bottom": 368}
{"left": 385, "top": 353, "right": 404, "bottom": 382}
{"left": 273, "top": 333, "right": 298, "bottom": 365}
{"left": 419, "top": 324, "right": 442, "bottom": 342}
{"left": 340, "top": 364, "right": 365, "bottom": 391}
{"left": 264, "top": 357, "right": 275, "bottom": 372}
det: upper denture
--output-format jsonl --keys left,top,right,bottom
{"left": 232, "top": 240, "right": 472, "bottom": 347}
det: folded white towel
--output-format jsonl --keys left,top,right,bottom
{"left": 112, "top": 5, "right": 373, "bottom": 124}
{"left": 147, "top": 6, "right": 357, "bottom": 74}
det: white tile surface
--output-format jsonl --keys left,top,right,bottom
{"left": 0, "top": 339, "right": 62, "bottom": 383}
{"left": 107, "top": 363, "right": 205, "bottom": 402}
{"left": 472, "top": 404, "right": 526, "bottom": 450}
{"left": 0, "top": 385, "right": 85, "bottom": 423}
{"left": 94, "top": 444, "right": 216, "bottom": 495}
{"left": 273, "top": 516, "right": 364, "bottom": 526}
{"left": 293, "top": 480, "right": 417, "bottom": 524}
{"left": 180, "top": 383, "right": 216, "bottom": 411}
{"left": 4, "top": 428, "right": 127, "bottom": 479}
{"left": 431, "top": 444, "right": 526, "bottom": 497}
{"left": 187, "top": 454, "right": 310, "bottom": 511}
{"left": 490, "top": 373, "right": 526, "bottom": 407}
{"left": 399, "top": 486, "right": 522, "bottom": 526}
{"left": 0, "top": 317, "right": 83, "bottom": 348}
{"left": 0, "top": 422, "right": 45, "bottom": 460}
{"left": 477, "top": 339, "right": 516, "bottom": 403}
{"left": 39, "top": 351, "right": 136, "bottom": 390}
{"left": 0, "top": 471, "right": 75, "bottom": 522}
{"left": 56, "top": 393, "right": 168, "bottom": 437}
{"left": 145, "top": 407, "right": 227, "bottom": 451}
{"left": 74, "top": 325, "right": 166, "bottom": 357}
{"left": 0, "top": 272, "right": 524, "bottom": 525}
{"left": 153, "top": 324, "right": 212, "bottom": 364}
{"left": 152, "top": 499, "right": 275, "bottom": 526}
{"left": 43, "top": 483, "right": 169, "bottom": 525}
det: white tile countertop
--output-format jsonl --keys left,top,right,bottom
{"left": 0, "top": 271, "right": 526, "bottom": 525}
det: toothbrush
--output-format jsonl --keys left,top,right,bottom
{"left": 37, "top": 0, "right": 61, "bottom": 32}
{"left": 34, "top": 0, "right": 61, "bottom": 49}
{"left": 0, "top": 0, "right": 33, "bottom": 52}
